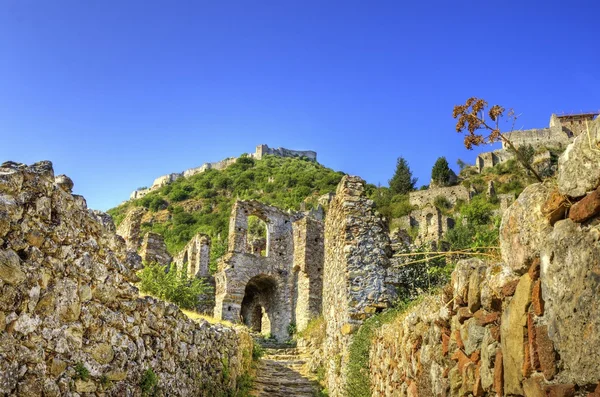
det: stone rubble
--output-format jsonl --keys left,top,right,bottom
{"left": 0, "top": 161, "right": 253, "bottom": 396}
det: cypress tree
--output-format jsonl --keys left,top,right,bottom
{"left": 431, "top": 156, "right": 452, "bottom": 186}
{"left": 389, "top": 157, "right": 417, "bottom": 194}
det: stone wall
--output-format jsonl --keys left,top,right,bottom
{"left": 502, "top": 126, "right": 571, "bottom": 151}
{"left": 322, "top": 175, "right": 396, "bottom": 397}
{"left": 366, "top": 124, "right": 600, "bottom": 396}
{"left": 409, "top": 185, "right": 472, "bottom": 208}
{"left": 252, "top": 144, "right": 317, "bottom": 161}
{"left": 214, "top": 200, "right": 325, "bottom": 341}
{"left": 293, "top": 216, "right": 324, "bottom": 332}
{"left": 115, "top": 207, "right": 147, "bottom": 251}
{"left": 173, "top": 232, "right": 211, "bottom": 279}
{"left": 0, "top": 161, "right": 253, "bottom": 396}
{"left": 182, "top": 157, "right": 237, "bottom": 178}
{"left": 138, "top": 232, "right": 172, "bottom": 266}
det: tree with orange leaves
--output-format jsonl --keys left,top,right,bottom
{"left": 452, "top": 97, "right": 543, "bottom": 182}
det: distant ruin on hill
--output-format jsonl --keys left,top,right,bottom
{"left": 129, "top": 144, "right": 317, "bottom": 200}
{"left": 476, "top": 112, "right": 598, "bottom": 173}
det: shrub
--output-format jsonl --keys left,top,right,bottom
{"left": 297, "top": 316, "right": 326, "bottom": 346}
{"left": 433, "top": 195, "right": 452, "bottom": 211}
{"left": 140, "top": 368, "right": 158, "bottom": 396}
{"left": 252, "top": 344, "right": 265, "bottom": 361}
{"left": 287, "top": 322, "right": 297, "bottom": 336}
{"left": 137, "top": 262, "right": 212, "bottom": 310}
{"left": 74, "top": 362, "right": 90, "bottom": 381}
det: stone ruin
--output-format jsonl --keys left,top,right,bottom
{"left": 173, "top": 233, "right": 211, "bottom": 279}
{"left": 129, "top": 144, "right": 318, "bottom": 200}
{"left": 476, "top": 112, "right": 598, "bottom": 173}
{"left": 213, "top": 200, "right": 324, "bottom": 341}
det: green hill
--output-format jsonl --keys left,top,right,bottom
{"left": 107, "top": 154, "right": 345, "bottom": 255}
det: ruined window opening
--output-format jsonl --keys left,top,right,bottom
{"left": 240, "top": 275, "right": 278, "bottom": 336}
{"left": 228, "top": 306, "right": 232, "bottom": 311}
{"left": 247, "top": 215, "right": 268, "bottom": 257}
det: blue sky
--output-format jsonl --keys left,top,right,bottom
{"left": 1, "top": 0, "right": 599, "bottom": 211}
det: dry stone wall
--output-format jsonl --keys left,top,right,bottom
{"left": 322, "top": 175, "right": 396, "bottom": 397}
{"left": 409, "top": 185, "right": 472, "bottom": 208}
{"left": 0, "top": 161, "right": 253, "bottom": 396}
{"left": 115, "top": 207, "right": 147, "bottom": 251}
{"left": 366, "top": 124, "right": 600, "bottom": 396}
{"left": 138, "top": 232, "right": 172, "bottom": 266}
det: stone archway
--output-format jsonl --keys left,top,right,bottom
{"left": 240, "top": 274, "right": 280, "bottom": 337}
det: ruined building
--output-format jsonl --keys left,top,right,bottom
{"left": 213, "top": 200, "right": 324, "bottom": 341}
{"left": 130, "top": 144, "right": 317, "bottom": 200}
{"left": 476, "top": 112, "right": 598, "bottom": 173}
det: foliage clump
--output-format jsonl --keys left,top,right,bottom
{"left": 138, "top": 262, "right": 212, "bottom": 310}
{"left": 140, "top": 368, "right": 158, "bottom": 396}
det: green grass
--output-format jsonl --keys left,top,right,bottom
{"left": 346, "top": 298, "right": 423, "bottom": 397}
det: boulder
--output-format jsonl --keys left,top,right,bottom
{"left": 541, "top": 219, "right": 600, "bottom": 384}
{"left": 501, "top": 273, "right": 532, "bottom": 396}
{"left": 500, "top": 183, "right": 552, "bottom": 275}
{"left": 558, "top": 116, "right": 600, "bottom": 197}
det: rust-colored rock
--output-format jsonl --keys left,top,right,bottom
{"left": 442, "top": 332, "right": 450, "bottom": 356}
{"left": 532, "top": 279, "right": 544, "bottom": 316}
{"left": 493, "top": 350, "right": 503, "bottom": 397}
{"left": 522, "top": 341, "right": 533, "bottom": 377}
{"left": 528, "top": 257, "right": 541, "bottom": 281}
{"left": 569, "top": 187, "right": 600, "bottom": 223}
{"left": 473, "top": 365, "right": 484, "bottom": 397}
{"left": 527, "top": 313, "right": 541, "bottom": 371}
{"left": 501, "top": 279, "right": 520, "bottom": 297}
{"left": 473, "top": 310, "right": 500, "bottom": 326}
{"left": 541, "top": 189, "right": 569, "bottom": 225}
{"left": 451, "top": 349, "right": 471, "bottom": 373}
{"left": 489, "top": 325, "right": 501, "bottom": 342}
{"left": 535, "top": 325, "right": 557, "bottom": 380}
{"left": 455, "top": 329, "right": 465, "bottom": 350}
{"left": 457, "top": 307, "right": 473, "bottom": 323}
{"left": 545, "top": 384, "right": 576, "bottom": 397}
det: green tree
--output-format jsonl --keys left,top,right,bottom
{"left": 389, "top": 157, "right": 417, "bottom": 194}
{"left": 431, "top": 156, "right": 452, "bottom": 186}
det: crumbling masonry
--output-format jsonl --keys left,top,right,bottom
{"left": 214, "top": 201, "right": 324, "bottom": 341}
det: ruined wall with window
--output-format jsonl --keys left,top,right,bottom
{"left": 214, "top": 200, "right": 324, "bottom": 341}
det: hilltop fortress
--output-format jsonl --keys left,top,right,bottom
{"left": 476, "top": 112, "right": 598, "bottom": 173}
{"left": 130, "top": 144, "right": 317, "bottom": 200}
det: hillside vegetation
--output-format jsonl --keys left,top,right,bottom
{"left": 107, "top": 155, "right": 345, "bottom": 254}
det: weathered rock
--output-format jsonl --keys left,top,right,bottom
{"left": 54, "top": 174, "right": 74, "bottom": 193}
{"left": 541, "top": 189, "right": 569, "bottom": 225}
{"left": 569, "top": 186, "right": 600, "bottom": 223}
{"left": 0, "top": 249, "right": 25, "bottom": 285}
{"left": 541, "top": 219, "right": 600, "bottom": 384}
{"left": 501, "top": 273, "right": 533, "bottom": 395}
{"left": 558, "top": 116, "right": 600, "bottom": 197}
{"left": 523, "top": 377, "right": 545, "bottom": 397}
{"left": 139, "top": 231, "right": 172, "bottom": 266}
{"left": 0, "top": 162, "right": 253, "bottom": 396}
{"left": 500, "top": 183, "right": 552, "bottom": 275}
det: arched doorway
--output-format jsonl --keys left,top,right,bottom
{"left": 240, "top": 275, "right": 278, "bottom": 336}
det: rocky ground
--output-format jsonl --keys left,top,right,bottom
{"left": 251, "top": 338, "right": 320, "bottom": 397}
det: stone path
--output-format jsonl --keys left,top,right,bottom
{"left": 250, "top": 339, "right": 320, "bottom": 397}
